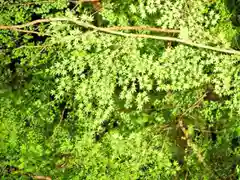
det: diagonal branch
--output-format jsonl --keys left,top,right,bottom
{"left": 179, "top": 92, "right": 207, "bottom": 119}
{"left": 1, "top": 17, "right": 240, "bottom": 55}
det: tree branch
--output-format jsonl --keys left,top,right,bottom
{"left": 8, "top": 28, "right": 48, "bottom": 36}
{"left": 70, "top": 0, "right": 101, "bottom": 3}
{"left": 105, "top": 26, "right": 180, "bottom": 33}
{"left": 0, "top": 19, "right": 52, "bottom": 29}
{"left": 2, "top": 0, "right": 57, "bottom": 7}
{"left": 1, "top": 17, "right": 240, "bottom": 55}
{"left": 32, "top": 175, "right": 52, "bottom": 180}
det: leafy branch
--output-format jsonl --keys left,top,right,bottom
{"left": 1, "top": 17, "right": 240, "bottom": 55}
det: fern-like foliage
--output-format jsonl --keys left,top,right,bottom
{"left": 1, "top": 0, "right": 240, "bottom": 179}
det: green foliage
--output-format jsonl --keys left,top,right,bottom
{"left": 1, "top": 0, "right": 240, "bottom": 179}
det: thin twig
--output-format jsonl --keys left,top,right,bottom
{"left": 1, "top": 18, "right": 240, "bottom": 55}
{"left": 194, "top": 128, "right": 221, "bottom": 134}
{"left": 179, "top": 93, "right": 207, "bottom": 119}
{"left": 185, "top": 171, "right": 188, "bottom": 180}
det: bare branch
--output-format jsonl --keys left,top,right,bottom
{"left": 1, "top": 17, "right": 240, "bottom": 55}
{"left": 70, "top": 0, "right": 101, "bottom": 3}
{"left": 105, "top": 26, "right": 180, "bottom": 33}
{"left": 32, "top": 175, "right": 52, "bottom": 180}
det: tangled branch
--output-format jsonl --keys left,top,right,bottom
{"left": 1, "top": 17, "right": 240, "bottom": 55}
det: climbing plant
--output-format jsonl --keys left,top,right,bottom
{"left": 1, "top": 0, "right": 240, "bottom": 179}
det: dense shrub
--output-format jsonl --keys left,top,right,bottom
{"left": 1, "top": 0, "right": 240, "bottom": 179}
